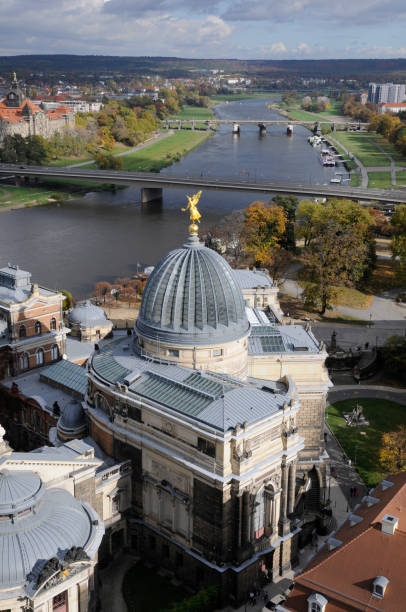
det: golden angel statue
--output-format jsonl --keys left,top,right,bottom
{"left": 182, "top": 190, "right": 202, "bottom": 233}
{"left": 13, "top": 72, "right": 18, "bottom": 83}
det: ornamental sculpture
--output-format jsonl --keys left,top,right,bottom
{"left": 182, "top": 190, "right": 202, "bottom": 234}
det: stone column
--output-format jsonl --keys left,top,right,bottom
{"left": 288, "top": 462, "right": 297, "bottom": 516}
{"left": 242, "top": 490, "right": 251, "bottom": 546}
{"left": 279, "top": 457, "right": 290, "bottom": 536}
{"left": 237, "top": 494, "right": 243, "bottom": 548}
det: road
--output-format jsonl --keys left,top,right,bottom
{"left": 1, "top": 164, "right": 406, "bottom": 204}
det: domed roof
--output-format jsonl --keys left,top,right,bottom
{"left": 0, "top": 470, "right": 44, "bottom": 514}
{"left": 136, "top": 234, "right": 249, "bottom": 346}
{"left": 0, "top": 471, "right": 103, "bottom": 589}
{"left": 58, "top": 401, "right": 87, "bottom": 439}
{"left": 68, "top": 301, "right": 109, "bottom": 327}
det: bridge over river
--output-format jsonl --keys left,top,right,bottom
{"left": 1, "top": 165, "right": 405, "bottom": 205}
{"left": 163, "top": 118, "right": 369, "bottom": 133}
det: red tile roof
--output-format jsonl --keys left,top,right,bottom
{"left": 285, "top": 474, "right": 406, "bottom": 612}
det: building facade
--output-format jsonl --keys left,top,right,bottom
{"left": 0, "top": 75, "right": 74, "bottom": 145}
{"left": 0, "top": 263, "right": 68, "bottom": 381}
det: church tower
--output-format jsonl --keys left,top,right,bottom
{"left": 5, "top": 72, "right": 25, "bottom": 108}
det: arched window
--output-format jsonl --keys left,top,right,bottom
{"left": 50, "top": 317, "right": 57, "bottom": 331}
{"left": 20, "top": 352, "right": 29, "bottom": 370}
{"left": 35, "top": 321, "right": 42, "bottom": 335}
{"left": 51, "top": 344, "right": 59, "bottom": 360}
{"left": 307, "top": 593, "right": 328, "bottom": 612}
{"left": 36, "top": 348, "right": 44, "bottom": 366}
{"left": 253, "top": 488, "right": 266, "bottom": 540}
{"left": 96, "top": 393, "right": 110, "bottom": 415}
{"left": 19, "top": 325, "right": 26, "bottom": 338}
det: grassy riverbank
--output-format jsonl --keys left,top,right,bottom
{"left": 0, "top": 185, "right": 64, "bottom": 210}
{"left": 119, "top": 129, "right": 212, "bottom": 172}
{"left": 210, "top": 92, "right": 279, "bottom": 103}
{"left": 332, "top": 132, "right": 391, "bottom": 167}
{"left": 173, "top": 105, "right": 213, "bottom": 120}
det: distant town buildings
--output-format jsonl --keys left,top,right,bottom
{"left": 0, "top": 75, "right": 74, "bottom": 145}
{"left": 368, "top": 82, "right": 406, "bottom": 104}
{"left": 378, "top": 102, "right": 406, "bottom": 114}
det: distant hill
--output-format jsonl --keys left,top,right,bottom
{"left": 2, "top": 55, "right": 406, "bottom": 80}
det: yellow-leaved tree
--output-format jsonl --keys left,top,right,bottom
{"left": 379, "top": 425, "right": 406, "bottom": 473}
{"left": 243, "top": 201, "right": 287, "bottom": 266}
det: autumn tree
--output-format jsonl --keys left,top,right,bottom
{"left": 391, "top": 205, "right": 406, "bottom": 282}
{"left": 299, "top": 201, "right": 373, "bottom": 314}
{"left": 243, "top": 201, "right": 287, "bottom": 265}
{"left": 95, "top": 152, "right": 123, "bottom": 170}
{"left": 94, "top": 281, "right": 112, "bottom": 304}
{"left": 272, "top": 195, "right": 298, "bottom": 250}
{"left": 380, "top": 425, "right": 406, "bottom": 473}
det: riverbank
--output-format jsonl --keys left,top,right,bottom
{"left": 0, "top": 129, "right": 213, "bottom": 207}
{"left": 0, "top": 185, "right": 65, "bottom": 212}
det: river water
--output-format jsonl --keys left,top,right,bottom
{"left": 0, "top": 98, "right": 345, "bottom": 298}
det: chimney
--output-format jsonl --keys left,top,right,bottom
{"left": 381, "top": 514, "right": 399, "bottom": 535}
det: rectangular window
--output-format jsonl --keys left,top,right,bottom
{"left": 112, "top": 495, "right": 120, "bottom": 514}
{"left": 197, "top": 437, "right": 216, "bottom": 458}
{"left": 213, "top": 349, "right": 223, "bottom": 357}
{"left": 53, "top": 591, "right": 67, "bottom": 610}
{"left": 168, "top": 349, "right": 179, "bottom": 357}
{"left": 128, "top": 405, "right": 142, "bottom": 422}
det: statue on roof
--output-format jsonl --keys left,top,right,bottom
{"left": 13, "top": 72, "right": 17, "bottom": 84}
{"left": 182, "top": 190, "right": 202, "bottom": 234}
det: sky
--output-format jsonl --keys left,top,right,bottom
{"left": 1, "top": 0, "right": 406, "bottom": 60}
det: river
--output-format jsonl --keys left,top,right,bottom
{"left": 0, "top": 98, "right": 346, "bottom": 298}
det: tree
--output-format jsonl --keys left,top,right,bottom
{"left": 382, "top": 335, "right": 406, "bottom": 383}
{"left": 94, "top": 281, "right": 112, "bottom": 304}
{"left": 391, "top": 205, "right": 406, "bottom": 283}
{"left": 295, "top": 199, "right": 321, "bottom": 247}
{"left": 301, "top": 221, "right": 370, "bottom": 314}
{"left": 272, "top": 195, "right": 298, "bottom": 251}
{"left": 266, "top": 247, "right": 294, "bottom": 285}
{"left": 60, "top": 289, "right": 73, "bottom": 311}
{"left": 380, "top": 425, "right": 406, "bottom": 473}
{"left": 243, "top": 201, "right": 287, "bottom": 265}
{"left": 95, "top": 152, "right": 123, "bottom": 170}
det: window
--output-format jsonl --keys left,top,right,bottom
{"left": 35, "top": 321, "right": 42, "bottom": 335}
{"left": 373, "top": 576, "right": 389, "bottom": 598}
{"left": 53, "top": 591, "right": 67, "bottom": 610}
{"left": 128, "top": 405, "right": 142, "bottom": 422}
{"left": 168, "top": 349, "right": 179, "bottom": 358}
{"left": 253, "top": 489, "right": 266, "bottom": 540}
{"left": 20, "top": 353, "right": 29, "bottom": 370}
{"left": 197, "top": 437, "right": 216, "bottom": 458}
{"left": 311, "top": 604, "right": 321, "bottom": 612}
{"left": 19, "top": 325, "right": 26, "bottom": 338}
{"left": 213, "top": 348, "right": 223, "bottom": 357}
{"left": 51, "top": 344, "right": 59, "bottom": 360}
{"left": 50, "top": 317, "right": 57, "bottom": 331}
{"left": 36, "top": 348, "right": 44, "bottom": 366}
{"left": 112, "top": 495, "right": 120, "bottom": 515}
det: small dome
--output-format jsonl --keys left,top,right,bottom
{"left": 0, "top": 470, "right": 44, "bottom": 515}
{"left": 136, "top": 234, "right": 249, "bottom": 346}
{"left": 68, "top": 301, "right": 109, "bottom": 327}
{"left": 58, "top": 401, "right": 87, "bottom": 439}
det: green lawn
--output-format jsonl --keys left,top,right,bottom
{"left": 372, "top": 134, "right": 406, "bottom": 164}
{"left": 316, "top": 100, "right": 344, "bottom": 116}
{"left": 333, "top": 132, "right": 390, "bottom": 167}
{"left": 173, "top": 105, "right": 213, "bottom": 120}
{"left": 368, "top": 171, "right": 393, "bottom": 188}
{"left": 122, "top": 563, "right": 189, "bottom": 612}
{"left": 396, "top": 170, "right": 406, "bottom": 185}
{"left": 119, "top": 130, "right": 211, "bottom": 172}
{"left": 0, "top": 185, "right": 58, "bottom": 208}
{"left": 48, "top": 144, "right": 132, "bottom": 168}
{"left": 350, "top": 173, "right": 362, "bottom": 187}
{"left": 285, "top": 107, "right": 323, "bottom": 122}
{"left": 327, "top": 399, "right": 406, "bottom": 486}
